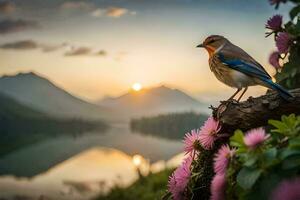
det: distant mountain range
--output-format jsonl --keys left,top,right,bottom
{"left": 97, "top": 85, "right": 208, "bottom": 119}
{"left": 0, "top": 72, "right": 208, "bottom": 121}
{"left": 0, "top": 72, "right": 111, "bottom": 120}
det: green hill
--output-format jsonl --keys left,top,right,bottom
{"left": 130, "top": 112, "right": 208, "bottom": 139}
{"left": 0, "top": 93, "right": 108, "bottom": 156}
{"left": 0, "top": 92, "right": 46, "bottom": 119}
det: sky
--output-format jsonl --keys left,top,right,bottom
{"left": 0, "top": 0, "right": 292, "bottom": 102}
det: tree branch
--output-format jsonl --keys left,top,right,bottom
{"left": 212, "top": 88, "right": 300, "bottom": 134}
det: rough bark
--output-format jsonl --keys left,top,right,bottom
{"left": 212, "top": 88, "right": 300, "bottom": 134}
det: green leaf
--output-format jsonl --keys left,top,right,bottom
{"left": 280, "top": 149, "right": 300, "bottom": 160}
{"left": 290, "top": 5, "right": 300, "bottom": 19}
{"left": 230, "top": 130, "right": 245, "bottom": 147}
{"left": 236, "top": 146, "right": 247, "bottom": 154}
{"left": 282, "top": 114, "right": 296, "bottom": 127}
{"left": 161, "top": 192, "right": 172, "bottom": 200}
{"left": 237, "top": 167, "right": 263, "bottom": 190}
{"left": 269, "top": 114, "right": 300, "bottom": 136}
{"left": 244, "top": 155, "right": 258, "bottom": 167}
{"left": 263, "top": 148, "right": 278, "bottom": 167}
{"left": 268, "top": 119, "right": 288, "bottom": 132}
{"left": 264, "top": 148, "right": 277, "bottom": 160}
{"left": 289, "top": 137, "right": 300, "bottom": 149}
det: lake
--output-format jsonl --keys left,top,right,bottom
{"left": 0, "top": 124, "right": 184, "bottom": 200}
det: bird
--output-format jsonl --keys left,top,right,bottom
{"left": 196, "top": 35, "right": 293, "bottom": 102}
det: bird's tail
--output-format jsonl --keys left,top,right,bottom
{"left": 263, "top": 79, "right": 294, "bottom": 101}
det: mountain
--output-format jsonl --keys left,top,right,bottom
{"left": 97, "top": 85, "right": 208, "bottom": 119}
{"left": 0, "top": 93, "right": 108, "bottom": 156}
{"left": 0, "top": 72, "right": 111, "bottom": 120}
{"left": 0, "top": 92, "right": 46, "bottom": 120}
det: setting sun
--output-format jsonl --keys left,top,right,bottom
{"left": 132, "top": 83, "right": 142, "bottom": 91}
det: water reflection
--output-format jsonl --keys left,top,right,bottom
{"left": 0, "top": 148, "right": 137, "bottom": 200}
{"left": 0, "top": 124, "right": 184, "bottom": 200}
{"left": 0, "top": 148, "right": 185, "bottom": 200}
{"left": 0, "top": 124, "right": 182, "bottom": 177}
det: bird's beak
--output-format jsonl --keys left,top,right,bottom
{"left": 196, "top": 43, "right": 204, "bottom": 48}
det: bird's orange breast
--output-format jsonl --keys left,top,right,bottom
{"left": 205, "top": 45, "right": 216, "bottom": 57}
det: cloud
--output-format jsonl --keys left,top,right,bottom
{"left": 61, "top": 1, "right": 94, "bottom": 10}
{"left": 96, "top": 50, "right": 107, "bottom": 56}
{"left": 0, "top": 40, "right": 65, "bottom": 53}
{"left": 0, "top": 40, "right": 38, "bottom": 50}
{"left": 65, "top": 47, "right": 92, "bottom": 56}
{"left": 91, "top": 7, "right": 133, "bottom": 18}
{"left": 0, "top": 1, "right": 15, "bottom": 14}
{"left": 130, "top": 11, "right": 137, "bottom": 15}
{"left": 40, "top": 43, "right": 67, "bottom": 52}
{"left": 65, "top": 46, "right": 108, "bottom": 57}
{"left": 91, "top": 7, "right": 129, "bottom": 18}
{"left": 0, "top": 19, "right": 40, "bottom": 34}
{"left": 61, "top": 2, "right": 133, "bottom": 18}
{"left": 106, "top": 7, "right": 128, "bottom": 18}
{"left": 0, "top": 40, "right": 108, "bottom": 58}
{"left": 91, "top": 8, "right": 104, "bottom": 17}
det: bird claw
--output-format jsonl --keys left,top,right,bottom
{"left": 230, "top": 99, "right": 239, "bottom": 105}
{"left": 216, "top": 103, "right": 227, "bottom": 119}
{"left": 215, "top": 99, "right": 240, "bottom": 119}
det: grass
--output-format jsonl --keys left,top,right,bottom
{"left": 96, "top": 169, "right": 173, "bottom": 200}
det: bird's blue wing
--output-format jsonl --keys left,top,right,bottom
{"left": 218, "top": 53, "right": 272, "bottom": 80}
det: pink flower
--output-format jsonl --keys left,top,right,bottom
{"left": 243, "top": 128, "right": 270, "bottom": 149}
{"left": 271, "top": 177, "right": 300, "bottom": 200}
{"left": 266, "top": 15, "right": 282, "bottom": 31}
{"left": 183, "top": 129, "right": 201, "bottom": 155}
{"left": 269, "top": 51, "right": 281, "bottom": 69}
{"left": 199, "top": 117, "right": 221, "bottom": 150}
{"left": 210, "top": 174, "right": 226, "bottom": 200}
{"left": 214, "top": 145, "right": 235, "bottom": 175}
{"left": 168, "top": 156, "right": 192, "bottom": 200}
{"left": 276, "top": 32, "right": 292, "bottom": 54}
{"left": 168, "top": 177, "right": 182, "bottom": 200}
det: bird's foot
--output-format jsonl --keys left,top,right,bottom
{"left": 215, "top": 99, "right": 240, "bottom": 119}
{"left": 230, "top": 99, "right": 239, "bottom": 105}
{"left": 209, "top": 105, "right": 218, "bottom": 112}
